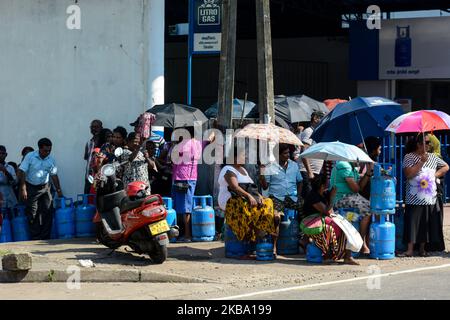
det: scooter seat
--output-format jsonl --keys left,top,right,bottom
{"left": 120, "top": 198, "right": 145, "bottom": 213}
{"left": 120, "top": 195, "right": 162, "bottom": 213}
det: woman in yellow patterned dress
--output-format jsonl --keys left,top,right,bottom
{"left": 218, "top": 146, "right": 277, "bottom": 244}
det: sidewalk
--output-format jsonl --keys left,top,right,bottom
{"left": 0, "top": 208, "right": 449, "bottom": 286}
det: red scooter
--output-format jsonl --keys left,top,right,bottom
{"left": 90, "top": 148, "right": 178, "bottom": 264}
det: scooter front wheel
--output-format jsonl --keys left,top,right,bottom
{"left": 96, "top": 223, "right": 121, "bottom": 250}
{"left": 148, "top": 244, "right": 168, "bottom": 264}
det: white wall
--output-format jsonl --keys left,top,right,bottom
{"left": 0, "top": 0, "right": 164, "bottom": 198}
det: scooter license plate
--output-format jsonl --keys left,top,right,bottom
{"left": 149, "top": 220, "right": 170, "bottom": 235}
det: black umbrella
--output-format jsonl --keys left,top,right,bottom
{"left": 204, "top": 99, "right": 258, "bottom": 119}
{"left": 274, "top": 95, "right": 329, "bottom": 123}
{"left": 147, "top": 103, "right": 208, "bottom": 128}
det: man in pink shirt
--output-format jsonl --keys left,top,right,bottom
{"left": 171, "top": 131, "right": 203, "bottom": 242}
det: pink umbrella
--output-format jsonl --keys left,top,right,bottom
{"left": 385, "top": 110, "right": 450, "bottom": 153}
{"left": 385, "top": 110, "right": 450, "bottom": 134}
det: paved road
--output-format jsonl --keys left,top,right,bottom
{"left": 222, "top": 265, "right": 450, "bottom": 300}
{"left": 1, "top": 264, "right": 450, "bottom": 300}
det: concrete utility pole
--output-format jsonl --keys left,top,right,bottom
{"left": 217, "top": 0, "right": 237, "bottom": 132}
{"left": 256, "top": 0, "right": 275, "bottom": 124}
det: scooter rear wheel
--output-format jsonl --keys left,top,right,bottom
{"left": 148, "top": 244, "right": 168, "bottom": 264}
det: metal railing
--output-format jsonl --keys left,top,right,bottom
{"left": 380, "top": 133, "right": 450, "bottom": 203}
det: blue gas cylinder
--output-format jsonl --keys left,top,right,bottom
{"left": 12, "top": 205, "right": 30, "bottom": 241}
{"left": 256, "top": 236, "right": 274, "bottom": 261}
{"left": 0, "top": 207, "right": 13, "bottom": 243}
{"left": 54, "top": 198, "right": 75, "bottom": 239}
{"left": 191, "top": 195, "right": 215, "bottom": 242}
{"left": 370, "top": 164, "right": 396, "bottom": 214}
{"left": 282, "top": 208, "right": 297, "bottom": 221}
{"left": 163, "top": 197, "right": 177, "bottom": 243}
{"left": 75, "top": 194, "right": 96, "bottom": 237}
{"left": 277, "top": 219, "right": 299, "bottom": 255}
{"left": 369, "top": 214, "right": 395, "bottom": 260}
{"left": 224, "top": 223, "right": 250, "bottom": 258}
{"left": 306, "top": 243, "right": 323, "bottom": 263}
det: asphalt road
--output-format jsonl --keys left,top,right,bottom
{"left": 1, "top": 264, "right": 450, "bottom": 300}
{"left": 226, "top": 266, "right": 450, "bottom": 300}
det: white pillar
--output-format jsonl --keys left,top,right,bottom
{"left": 146, "top": 0, "right": 165, "bottom": 108}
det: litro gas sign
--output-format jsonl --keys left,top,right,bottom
{"left": 198, "top": 0, "right": 221, "bottom": 26}
{"left": 190, "top": 0, "right": 222, "bottom": 54}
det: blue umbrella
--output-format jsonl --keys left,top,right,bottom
{"left": 311, "top": 97, "right": 404, "bottom": 146}
{"left": 300, "top": 141, "right": 373, "bottom": 163}
{"left": 204, "top": 99, "right": 257, "bottom": 119}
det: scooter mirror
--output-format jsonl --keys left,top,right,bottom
{"left": 114, "top": 147, "right": 124, "bottom": 157}
{"left": 87, "top": 175, "right": 95, "bottom": 184}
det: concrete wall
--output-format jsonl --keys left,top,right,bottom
{"left": 0, "top": 0, "right": 164, "bottom": 198}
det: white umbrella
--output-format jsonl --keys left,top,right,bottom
{"left": 299, "top": 141, "right": 373, "bottom": 163}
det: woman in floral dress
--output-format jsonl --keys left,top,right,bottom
{"left": 401, "top": 134, "right": 449, "bottom": 257}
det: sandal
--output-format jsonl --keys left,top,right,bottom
{"left": 419, "top": 251, "right": 430, "bottom": 257}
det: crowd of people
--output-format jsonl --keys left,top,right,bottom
{"left": 218, "top": 111, "right": 450, "bottom": 264}
{"left": 0, "top": 110, "right": 449, "bottom": 266}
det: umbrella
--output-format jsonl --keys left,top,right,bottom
{"left": 323, "top": 99, "right": 348, "bottom": 111}
{"left": 148, "top": 103, "right": 208, "bottom": 128}
{"left": 311, "top": 97, "right": 404, "bottom": 146}
{"left": 299, "top": 141, "right": 374, "bottom": 163}
{"left": 204, "top": 99, "right": 257, "bottom": 119}
{"left": 385, "top": 110, "right": 450, "bottom": 134}
{"left": 274, "top": 95, "right": 329, "bottom": 123}
{"left": 234, "top": 123, "right": 303, "bottom": 146}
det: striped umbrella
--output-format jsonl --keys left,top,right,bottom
{"left": 234, "top": 123, "right": 303, "bottom": 146}
{"left": 385, "top": 110, "right": 450, "bottom": 134}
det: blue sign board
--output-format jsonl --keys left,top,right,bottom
{"left": 189, "top": 0, "right": 222, "bottom": 55}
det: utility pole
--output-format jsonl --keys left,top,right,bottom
{"left": 256, "top": 0, "right": 275, "bottom": 124}
{"left": 217, "top": 0, "right": 237, "bottom": 132}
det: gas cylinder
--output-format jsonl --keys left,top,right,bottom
{"left": 370, "top": 164, "right": 396, "bottom": 214}
{"left": 369, "top": 214, "right": 395, "bottom": 260}
{"left": 277, "top": 219, "right": 299, "bottom": 255}
{"left": 256, "top": 235, "right": 274, "bottom": 261}
{"left": 306, "top": 243, "right": 323, "bottom": 263}
{"left": 54, "top": 198, "right": 75, "bottom": 239}
{"left": 224, "top": 223, "right": 250, "bottom": 259}
{"left": 0, "top": 207, "right": 13, "bottom": 243}
{"left": 191, "top": 195, "right": 215, "bottom": 242}
{"left": 75, "top": 194, "right": 96, "bottom": 237}
{"left": 12, "top": 205, "right": 30, "bottom": 241}
{"left": 162, "top": 197, "right": 177, "bottom": 243}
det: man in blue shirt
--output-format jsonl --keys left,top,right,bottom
{"left": 18, "top": 138, "right": 63, "bottom": 240}
{"left": 259, "top": 144, "right": 303, "bottom": 256}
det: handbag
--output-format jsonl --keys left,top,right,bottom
{"left": 330, "top": 213, "right": 363, "bottom": 252}
{"left": 229, "top": 183, "right": 263, "bottom": 205}
{"left": 300, "top": 214, "right": 325, "bottom": 235}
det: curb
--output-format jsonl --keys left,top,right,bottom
{"left": 0, "top": 269, "right": 209, "bottom": 283}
